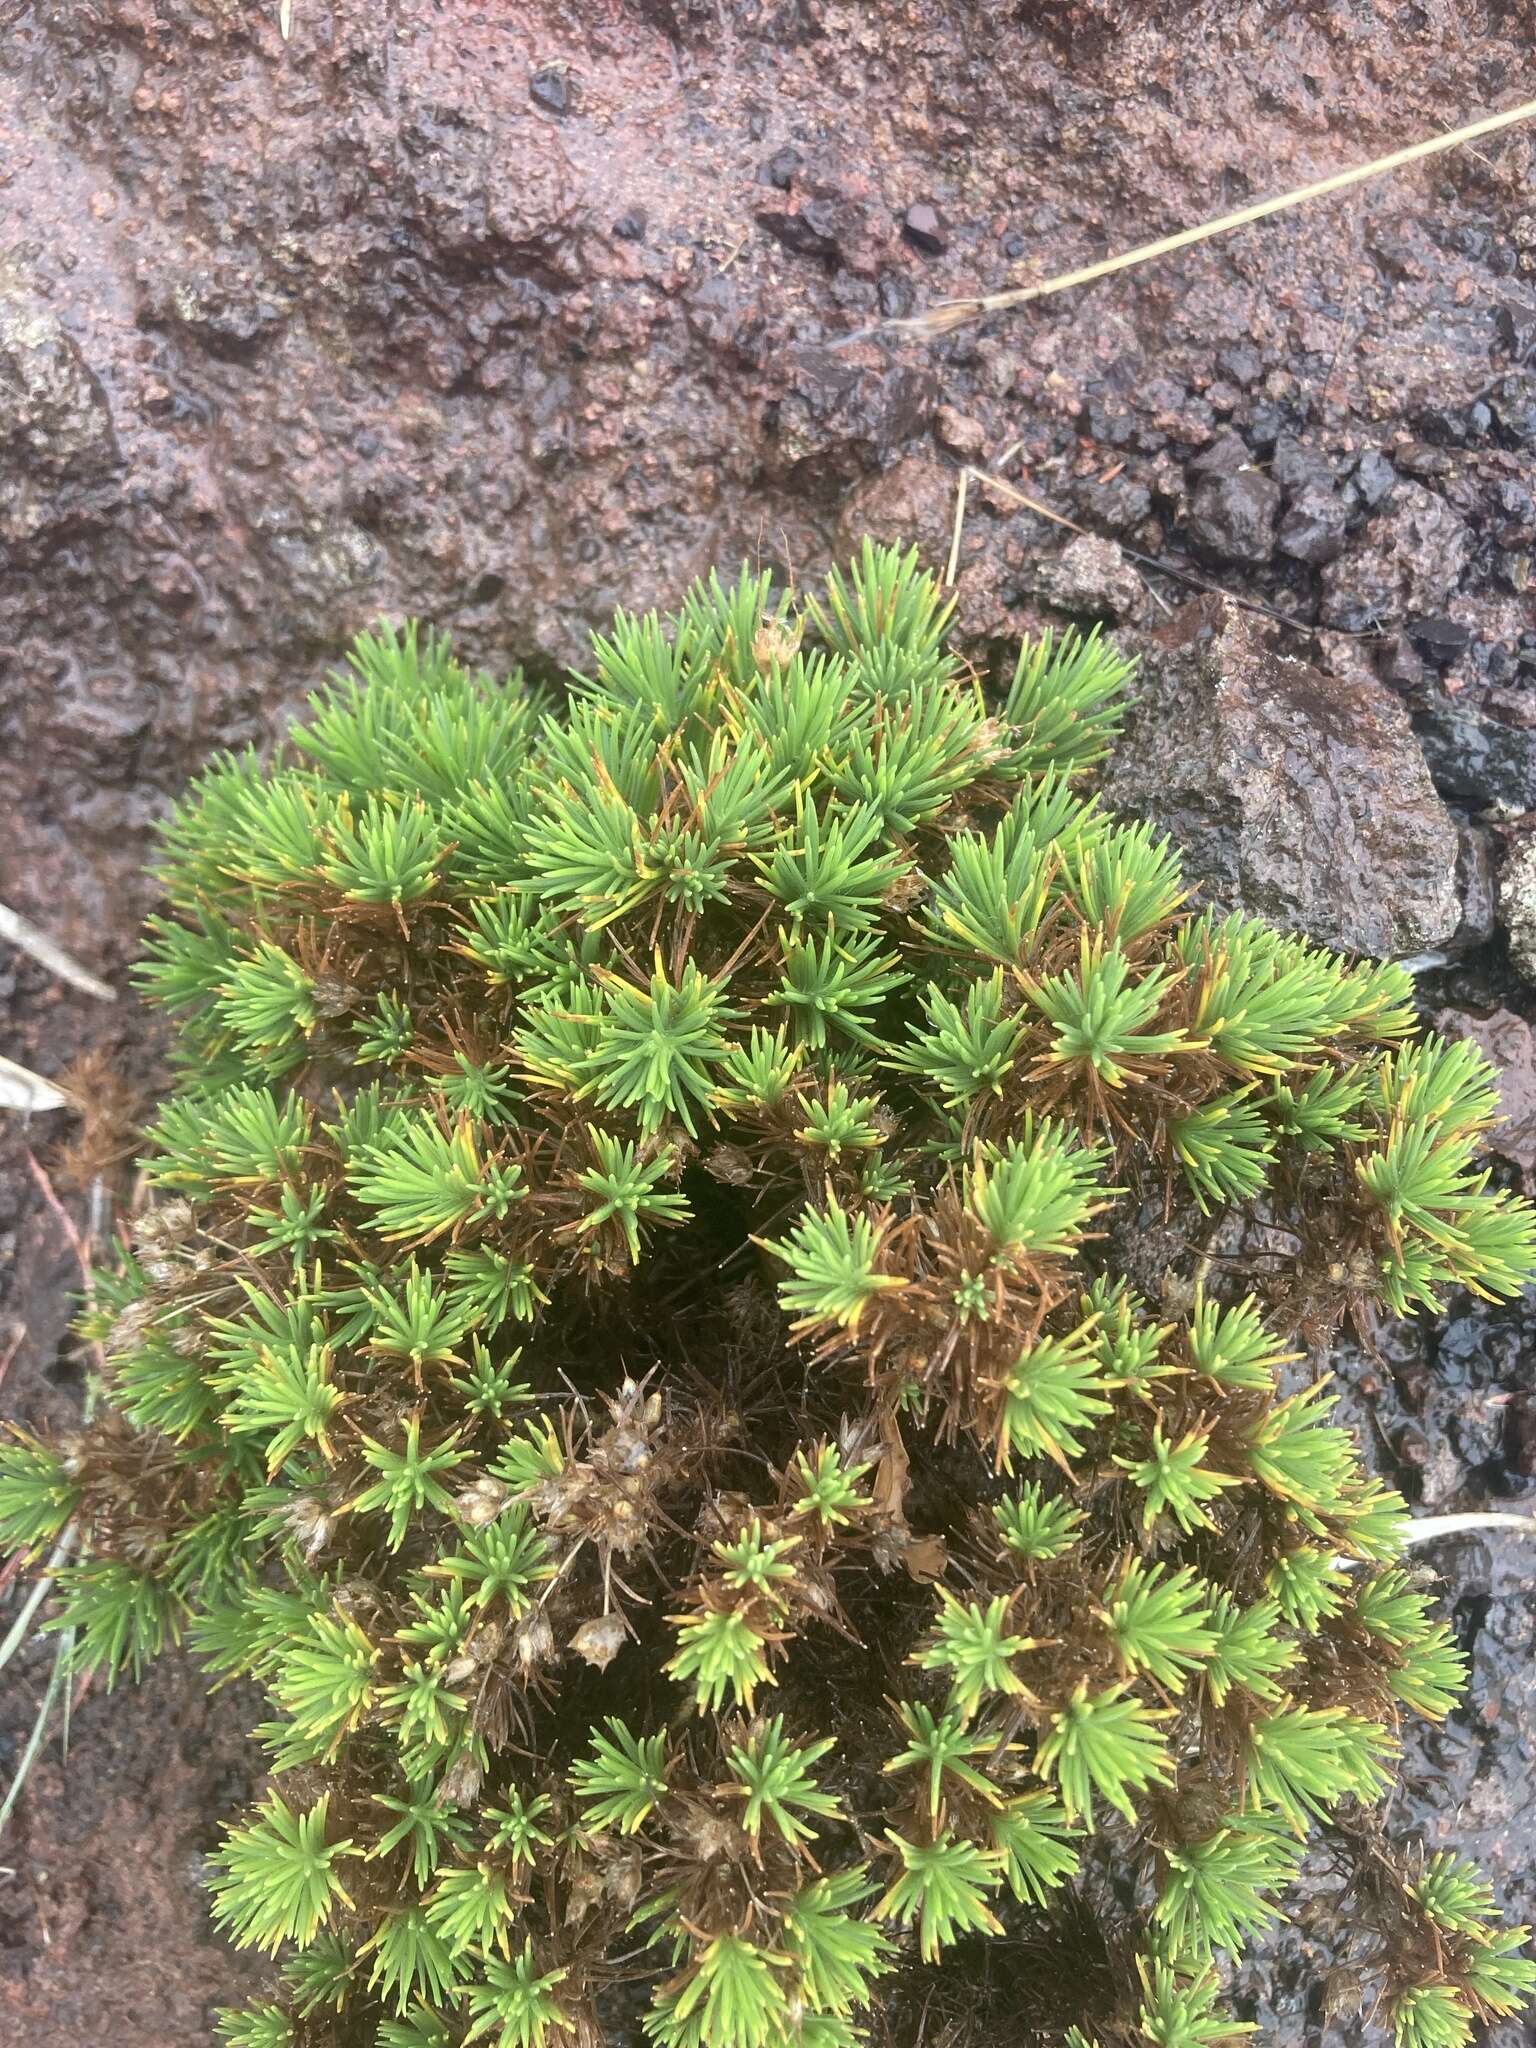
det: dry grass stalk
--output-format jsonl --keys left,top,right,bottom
{"left": 873, "top": 98, "right": 1536, "bottom": 341}
{"left": 0, "top": 1165, "right": 109, "bottom": 1834}
{"left": 0, "top": 902, "right": 114, "bottom": 1002}
{"left": 0, "top": 1057, "right": 69, "bottom": 1114}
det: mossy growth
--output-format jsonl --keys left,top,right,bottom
{"left": 3, "top": 545, "right": 1535, "bottom": 2048}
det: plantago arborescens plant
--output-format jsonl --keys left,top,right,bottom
{"left": 3, "top": 546, "right": 1534, "bottom": 2048}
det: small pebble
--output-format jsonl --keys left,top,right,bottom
{"left": 935, "top": 405, "right": 986, "bottom": 459}
{"left": 902, "top": 202, "right": 947, "bottom": 256}
{"left": 1395, "top": 1424, "right": 1429, "bottom": 1469}
{"left": 1407, "top": 616, "right": 1474, "bottom": 654}
{"left": 877, "top": 271, "right": 915, "bottom": 319}
{"left": 530, "top": 65, "right": 575, "bottom": 116}
{"left": 1353, "top": 447, "right": 1397, "bottom": 508}
{"left": 761, "top": 146, "right": 802, "bottom": 191}
{"left": 1496, "top": 301, "right": 1536, "bottom": 359}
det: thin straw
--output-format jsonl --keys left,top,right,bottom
{"left": 869, "top": 98, "right": 1536, "bottom": 340}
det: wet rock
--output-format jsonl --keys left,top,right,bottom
{"left": 835, "top": 453, "right": 955, "bottom": 558}
{"left": 1452, "top": 824, "right": 1499, "bottom": 950}
{"left": 1352, "top": 447, "right": 1397, "bottom": 508}
{"left": 756, "top": 179, "right": 882, "bottom": 273}
{"left": 1186, "top": 467, "right": 1281, "bottom": 565}
{"left": 1379, "top": 632, "right": 1425, "bottom": 691}
{"left": 901, "top": 202, "right": 946, "bottom": 255}
{"left": 876, "top": 270, "right": 916, "bottom": 319}
{"left": 1104, "top": 596, "right": 1461, "bottom": 957}
{"left": 1319, "top": 480, "right": 1469, "bottom": 631}
{"left": 389, "top": 108, "right": 584, "bottom": 280}
{"left": 1082, "top": 388, "right": 1136, "bottom": 448}
{"left": 48, "top": 669, "right": 154, "bottom": 773}
{"left": 1488, "top": 682, "right": 1536, "bottom": 728}
{"left": 1417, "top": 393, "right": 1488, "bottom": 445}
{"left": 770, "top": 346, "right": 937, "bottom": 480}
{"left": 638, "top": 0, "right": 717, "bottom": 39}
{"left": 1432, "top": 1007, "right": 1536, "bottom": 1183}
{"left": 1188, "top": 429, "right": 1250, "bottom": 479}
{"left": 733, "top": 0, "right": 825, "bottom": 41}
{"left": 1436, "top": 1296, "right": 1529, "bottom": 1389}
{"left": 1490, "top": 477, "right": 1536, "bottom": 546}
{"left": 1276, "top": 480, "right": 1347, "bottom": 565}
{"left": 1407, "top": 615, "right": 1474, "bottom": 659}
{"left": 1313, "top": 626, "right": 1386, "bottom": 701}
{"left": 1499, "top": 832, "right": 1536, "bottom": 985}
{"left": 1393, "top": 1419, "right": 1436, "bottom": 1499}
{"left": 529, "top": 64, "right": 576, "bottom": 116}
{"left": 1506, "top": 1393, "right": 1536, "bottom": 1479}
{"left": 1407, "top": 1385, "right": 1498, "bottom": 1505}
{"left": 1449, "top": 1387, "right": 1511, "bottom": 1473}
{"left": 1415, "top": 693, "right": 1536, "bottom": 815}
{"left": 1397, "top": 439, "right": 1455, "bottom": 480}
{"left": 1030, "top": 534, "right": 1143, "bottom": 622}
{"left": 152, "top": 263, "right": 291, "bottom": 361}
{"left": 1490, "top": 384, "right": 1536, "bottom": 446}
{"left": 1270, "top": 433, "right": 1334, "bottom": 493}
{"left": 0, "top": 283, "right": 119, "bottom": 545}
{"left": 1496, "top": 301, "right": 1536, "bottom": 360}
{"left": 1218, "top": 343, "right": 1262, "bottom": 386}
{"left": 1080, "top": 473, "right": 1153, "bottom": 536}
{"left": 259, "top": 516, "right": 388, "bottom": 631}
{"left": 761, "top": 145, "right": 803, "bottom": 189}
{"left": 934, "top": 404, "right": 986, "bottom": 459}
{"left": 1148, "top": 384, "right": 1218, "bottom": 448}
{"left": 756, "top": 199, "right": 843, "bottom": 263}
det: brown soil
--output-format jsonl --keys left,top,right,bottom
{"left": 3, "top": 2, "right": 1535, "bottom": 2040}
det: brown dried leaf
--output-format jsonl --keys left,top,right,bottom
{"left": 871, "top": 1411, "right": 911, "bottom": 1524}
{"left": 900, "top": 1534, "right": 950, "bottom": 1584}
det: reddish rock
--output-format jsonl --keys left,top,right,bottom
{"left": 1507, "top": 1393, "right": 1536, "bottom": 1479}
{"left": 1031, "top": 533, "right": 1144, "bottom": 623}
{"left": 935, "top": 404, "right": 987, "bottom": 460}
{"left": 1502, "top": 834, "right": 1536, "bottom": 986}
{"left": 1187, "top": 467, "right": 1282, "bottom": 565}
{"left": 1105, "top": 596, "right": 1461, "bottom": 958}
{"left": 1433, "top": 1006, "right": 1536, "bottom": 1187}
{"left": 1319, "top": 480, "right": 1471, "bottom": 632}
{"left": 835, "top": 453, "right": 956, "bottom": 560}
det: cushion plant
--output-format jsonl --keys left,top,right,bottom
{"left": 2, "top": 544, "right": 1534, "bottom": 2048}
